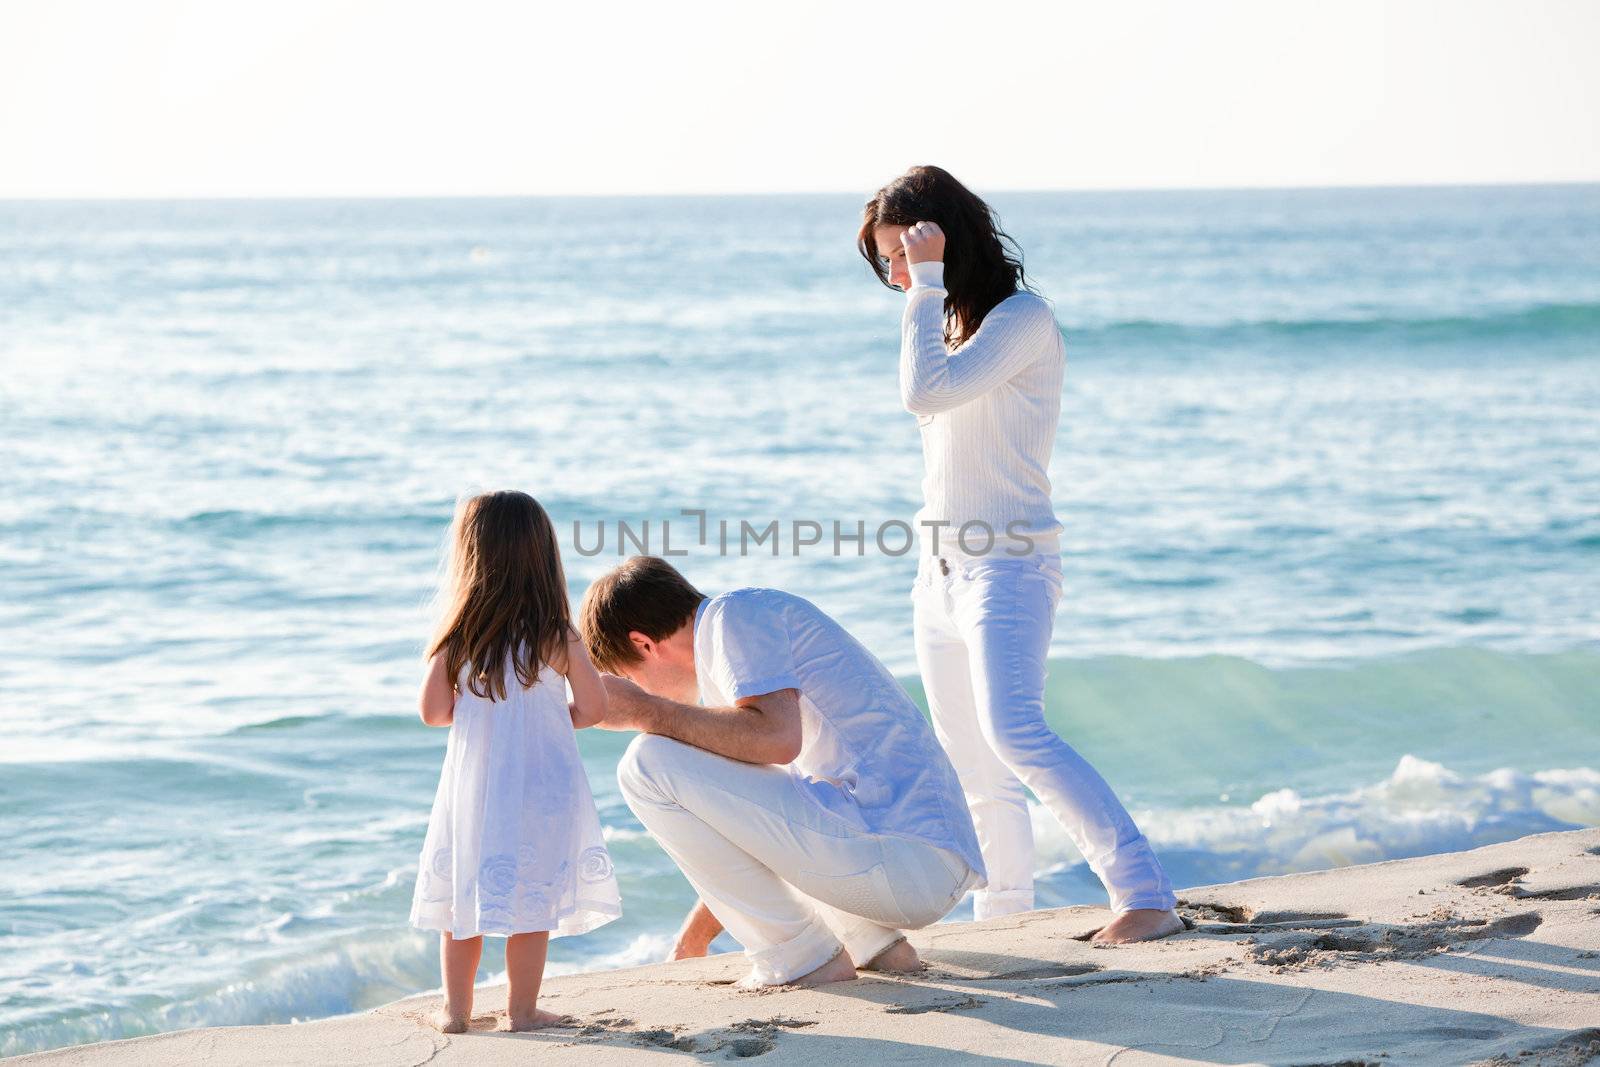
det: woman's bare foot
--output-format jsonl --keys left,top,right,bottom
{"left": 504, "top": 1008, "right": 571, "bottom": 1032}
{"left": 1091, "top": 908, "right": 1186, "bottom": 944}
{"left": 791, "top": 948, "right": 857, "bottom": 987}
{"left": 431, "top": 1009, "right": 469, "bottom": 1034}
{"left": 859, "top": 937, "right": 922, "bottom": 973}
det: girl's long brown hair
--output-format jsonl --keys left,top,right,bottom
{"left": 858, "top": 164, "right": 1030, "bottom": 347}
{"left": 427, "top": 490, "right": 570, "bottom": 701}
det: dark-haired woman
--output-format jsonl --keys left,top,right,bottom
{"left": 860, "top": 166, "right": 1181, "bottom": 943}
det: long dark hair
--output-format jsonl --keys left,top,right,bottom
{"left": 427, "top": 490, "right": 570, "bottom": 701}
{"left": 858, "top": 165, "right": 1029, "bottom": 346}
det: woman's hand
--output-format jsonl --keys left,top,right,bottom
{"left": 901, "top": 220, "right": 945, "bottom": 264}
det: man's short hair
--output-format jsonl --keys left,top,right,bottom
{"left": 579, "top": 556, "right": 707, "bottom": 673}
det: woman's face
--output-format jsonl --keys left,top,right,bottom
{"left": 873, "top": 223, "right": 912, "bottom": 291}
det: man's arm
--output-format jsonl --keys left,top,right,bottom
{"left": 597, "top": 676, "right": 802, "bottom": 766}
{"left": 669, "top": 899, "right": 724, "bottom": 961}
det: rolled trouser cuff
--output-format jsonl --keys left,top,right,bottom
{"left": 1116, "top": 893, "right": 1179, "bottom": 913}
{"left": 828, "top": 912, "right": 903, "bottom": 968}
{"left": 737, "top": 918, "right": 842, "bottom": 988}
{"left": 1095, "top": 833, "right": 1178, "bottom": 913}
{"left": 973, "top": 889, "right": 1034, "bottom": 921}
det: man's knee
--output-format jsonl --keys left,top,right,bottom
{"left": 616, "top": 732, "right": 684, "bottom": 805}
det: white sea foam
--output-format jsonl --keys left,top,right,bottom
{"left": 1033, "top": 755, "right": 1600, "bottom": 875}
{"left": 543, "top": 933, "right": 676, "bottom": 978}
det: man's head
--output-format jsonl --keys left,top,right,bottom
{"left": 579, "top": 556, "right": 706, "bottom": 703}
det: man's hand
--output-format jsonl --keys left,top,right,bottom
{"left": 901, "top": 220, "right": 945, "bottom": 264}
{"left": 670, "top": 931, "right": 711, "bottom": 961}
{"left": 595, "top": 675, "right": 655, "bottom": 732}
{"left": 668, "top": 900, "right": 723, "bottom": 962}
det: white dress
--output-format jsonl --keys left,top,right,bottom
{"left": 410, "top": 658, "right": 621, "bottom": 939}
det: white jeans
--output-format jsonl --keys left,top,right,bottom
{"left": 912, "top": 552, "right": 1177, "bottom": 918}
{"left": 617, "top": 733, "right": 979, "bottom": 986}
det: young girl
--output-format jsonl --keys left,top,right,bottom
{"left": 409, "top": 490, "right": 620, "bottom": 1033}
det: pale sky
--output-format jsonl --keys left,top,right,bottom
{"left": 1, "top": 0, "right": 1597, "bottom": 199}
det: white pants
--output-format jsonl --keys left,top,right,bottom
{"left": 912, "top": 552, "right": 1177, "bottom": 918}
{"left": 617, "top": 733, "right": 979, "bottom": 986}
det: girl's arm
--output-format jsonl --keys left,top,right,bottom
{"left": 418, "top": 652, "right": 456, "bottom": 726}
{"left": 559, "top": 629, "right": 609, "bottom": 729}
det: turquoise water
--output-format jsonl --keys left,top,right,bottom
{"left": 2, "top": 185, "right": 1598, "bottom": 1055}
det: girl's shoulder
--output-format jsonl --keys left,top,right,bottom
{"left": 545, "top": 638, "right": 571, "bottom": 677}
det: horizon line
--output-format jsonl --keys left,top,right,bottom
{"left": 3, "top": 176, "right": 1598, "bottom": 205}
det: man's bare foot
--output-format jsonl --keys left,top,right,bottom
{"left": 1091, "top": 908, "right": 1186, "bottom": 944}
{"left": 504, "top": 1008, "right": 571, "bottom": 1032}
{"left": 431, "top": 1009, "right": 469, "bottom": 1034}
{"left": 859, "top": 937, "right": 921, "bottom": 973}
{"left": 790, "top": 948, "right": 857, "bottom": 987}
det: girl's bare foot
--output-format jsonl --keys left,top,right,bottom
{"left": 432, "top": 1009, "right": 469, "bottom": 1034}
{"left": 859, "top": 937, "right": 922, "bottom": 973}
{"left": 504, "top": 1008, "right": 571, "bottom": 1032}
{"left": 791, "top": 948, "right": 857, "bottom": 987}
{"left": 1091, "top": 908, "right": 1186, "bottom": 944}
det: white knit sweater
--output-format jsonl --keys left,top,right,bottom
{"left": 900, "top": 260, "right": 1064, "bottom": 559}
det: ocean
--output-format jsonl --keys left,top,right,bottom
{"left": 2, "top": 184, "right": 1597, "bottom": 1055}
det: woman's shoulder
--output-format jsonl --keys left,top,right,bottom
{"left": 979, "top": 289, "right": 1060, "bottom": 343}
{"left": 997, "top": 289, "right": 1057, "bottom": 321}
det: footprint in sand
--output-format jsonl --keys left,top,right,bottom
{"left": 886, "top": 995, "right": 986, "bottom": 1015}
{"left": 1455, "top": 866, "right": 1530, "bottom": 888}
{"left": 1176, "top": 901, "right": 1357, "bottom": 935}
{"left": 1247, "top": 911, "right": 1543, "bottom": 969}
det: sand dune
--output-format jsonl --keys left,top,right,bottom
{"left": 14, "top": 829, "right": 1599, "bottom": 1066}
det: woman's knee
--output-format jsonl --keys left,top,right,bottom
{"left": 968, "top": 649, "right": 1055, "bottom": 766}
{"left": 978, "top": 709, "right": 1066, "bottom": 772}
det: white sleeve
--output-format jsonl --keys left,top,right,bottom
{"left": 899, "top": 291, "right": 1059, "bottom": 416}
{"left": 701, "top": 594, "right": 801, "bottom": 702}
{"left": 907, "top": 260, "right": 945, "bottom": 291}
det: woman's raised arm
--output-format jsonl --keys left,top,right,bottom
{"left": 900, "top": 276, "right": 1058, "bottom": 416}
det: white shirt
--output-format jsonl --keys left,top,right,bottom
{"left": 901, "top": 260, "right": 1064, "bottom": 559}
{"left": 693, "top": 587, "right": 985, "bottom": 876}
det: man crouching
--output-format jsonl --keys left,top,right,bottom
{"left": 578, "top": 556, "right": 985, "bottom": 988}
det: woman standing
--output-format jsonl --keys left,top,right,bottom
{"left": 859, "top": 166, "right": 1181, "bottom": 942}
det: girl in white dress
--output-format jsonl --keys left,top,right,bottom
{"left": 410, "top": 490, "right": 620, "bottom": 1033}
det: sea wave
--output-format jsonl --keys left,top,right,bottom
{"left": 0, "top": 924, "right": 674, "bottom": 1058}
{"left": 1022, "top": 646, "right": 1600, "bottom": 804}
{"left": 1071, "top": 300, "right": 1600, "bottom": 349}
{"left": 1033, "top": 755, "right": 1600, "bottom": 880}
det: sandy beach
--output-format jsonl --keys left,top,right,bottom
{"left": 13, "top": 827, "right": 1597, "bottom": 1066}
